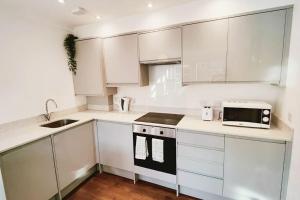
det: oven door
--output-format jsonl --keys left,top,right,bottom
{"left": 133, "top": 132, "right": 176, "bottom": 175}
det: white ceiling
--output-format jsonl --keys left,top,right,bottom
{"left": 1, "top": 0, "right": 196, "bottom": 28}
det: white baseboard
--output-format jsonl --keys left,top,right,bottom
{"left": 100, "top": 165, "right": 226, "bottom": 200}
{"left": 101, "top": 165, "right": 176, "bottom": 190}
{"left": 101, "top": 165, "right": 135, "bottom": 180}
{"left": 180, "top": 186, "right": 228, "bottom": 200}
{"left": 134, "top": 166, "right": 176, "bottom": 184}
{"left": 137, "top": 175, "right": 177, "bottom": 190}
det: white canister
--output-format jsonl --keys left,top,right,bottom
{"left": 202, "top": 106, "right": 213, "bottom": 121}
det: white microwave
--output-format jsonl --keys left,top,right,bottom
{"left": 222, "top": 101, "right": 272, "bottom": 129}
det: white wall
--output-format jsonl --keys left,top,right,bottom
{"left": 0, "top": 10, "right": 86, "bottom": 124}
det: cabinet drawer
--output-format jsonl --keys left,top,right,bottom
{"left": 178, "top": 157, "right": 223, "bottom": 178}
{"left": 178, "top": 145, "right": 224, "bottom": 178}
{"left": 178, "top": 144, "right": 224, "bottom": 163}
{"left": 178, "top": 170, "right": 223, "bottom": 195}
{"left": 177, "top": 131, "right": 224, "bottom": 150}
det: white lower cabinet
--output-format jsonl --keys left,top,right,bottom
{"left": 223, "top": 137, "right": 285, "bottom": 200}
{"left": 178, "top": 170, "right": 223, "bottom": 196}
{"left": 53, "top": 122, "right": 97, "bottom": 190}
{"left": 0, "top": 137, "right": 58, "bottom": 200}
{"left": 0, "top": 121, "right": 288, "bottom": 200}
{"left": 177, "top": 130, "right": 225, "bottom": 197}
{"left": 177, "top": 130, "right": 286, "bottom": 200}
{"left": 177, "top": 130, "right": 225, "bottom": 150}
{"left": 0, "top": 169, "right": 6, "bottom": 200}
{"left": 97, "top": 121, "right": 133, "bottom": 172}
{"left": 177, "top": 145, "right": 224, "bottom": 178}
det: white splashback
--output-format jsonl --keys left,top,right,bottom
{"left": 114, "top": 64, "right": 281, "bottom": 115}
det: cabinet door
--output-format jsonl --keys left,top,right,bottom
{"left": 0, "top": 169, "right": 6, "bottom": 200}
{"left": 1, "top": 137, "right": 58, "bottom": 200}
{"left": 223, "top": 137, "right": 285, "bottom": 200}
{"left": 182, "top": 19, "right": 228, "bottom": 83}
{"left": 74, "top": 38, "right": 105, "bottom": 95}
{"left": 103, "top": 34, "right": 140, "bottom": 85}
{"left": 227, "top": 10, "right": 286, "bottom": 83}
{"left": 139, "top": 28, "right": 181, "bottom": 62}
{"left": 54, "top": 122, "right": 96, "bottom": 189}
{"left": 97, "top": 121, "right": 133, "bottom": 171}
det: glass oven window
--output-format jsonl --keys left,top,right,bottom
{"left": 133, "top": 132, "right": 176, "bottom": 175}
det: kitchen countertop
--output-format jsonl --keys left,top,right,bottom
{"left": 0, "top": 110, "right": 293, "bottom": 154}
{"left": 0, "top": 110, "right": 145, "bottom": 154}
{"left": 177, "top": 116, "right": 293, "bottom": 142}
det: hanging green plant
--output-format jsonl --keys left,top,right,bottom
{"left": 64, "top": 34, "right": 78, "bottom": 75}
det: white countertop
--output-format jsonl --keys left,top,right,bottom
{"left": 177, "top": 116, "right": 292, "bottom": 142}
{"left": 0, "top": 110, "right": 292, "bottom": 154}
{"left": 0, "top": 110, "right": 145, "bottom": 154}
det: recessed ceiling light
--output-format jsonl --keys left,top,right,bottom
{"left": 147, "top": 3, "right": 153, "bottom": 8}
{"left": 96, "top": 16, "right": 101, "bottom": 20}
{"left": 58, "top": 0, "right": 65, "bottom": 4}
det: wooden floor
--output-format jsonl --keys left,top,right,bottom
{"left": 67, "top": 173, "right": 197, "bottom": 200}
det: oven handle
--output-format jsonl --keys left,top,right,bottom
{"left": 133, "top": 124, "right": 176, "bottom": 138}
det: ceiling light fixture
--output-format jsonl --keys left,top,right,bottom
{"left": 58, "top": 0, "right": 65, "bottom": 4}
{"left": 147, "top": 2, "right": 153, "bottom": 8}
{"left": 72, "top": 7, "right": 87, "bottom": 15}
{"left": 96, "top": 16, "right": 101, "bottom": 20}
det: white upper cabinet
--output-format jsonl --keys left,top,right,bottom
{"left": 103, "top": 34, "right": 147, "bottom": 86}
{"left": 226, "top": 10, "right": 286, "bottom": 83}
{"left": 139, "top": 28, "right": 181, "bottom": 63}
{"left": 74, "top": 38, "right": 116, "bottom": 96}
{"left": 223, "top": 137, "right": 285, "bottom": 200}
{"left": 182, "top": 19, "right": 228, "bottom": 83}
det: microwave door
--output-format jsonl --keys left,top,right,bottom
{"left": 223, "top": 108, "right": 262, "bottom": 124}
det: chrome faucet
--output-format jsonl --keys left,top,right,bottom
{"left": 43, "top": 99, "right": 58, "bottom": 121}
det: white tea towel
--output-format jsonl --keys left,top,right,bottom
{"left": 152, "top": 138, "right": 164, "bottom": 163}
{"left": 135, "top": 136, "right": 149, "bottom": 160}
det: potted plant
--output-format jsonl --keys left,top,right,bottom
{"left": 64, "top": 34, "right": 78, "bottom": 75}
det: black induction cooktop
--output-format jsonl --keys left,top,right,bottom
{"left": 135, "top": 112, "right": 184, "bottom": 126}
